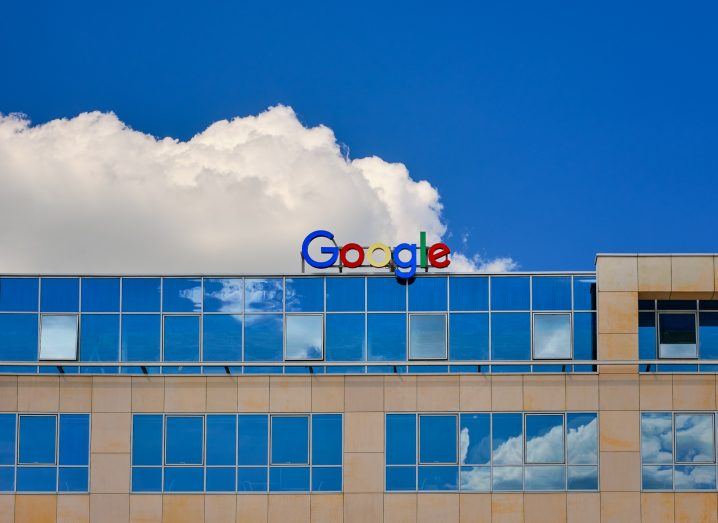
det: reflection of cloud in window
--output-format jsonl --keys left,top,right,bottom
{"left": 492, "top": 434, "right": 523, "bottom": 465}
{"left": 287, "top": 317, "right": 322, "bottom": 359}
{"left": 205, "top": 279, "right": 243, "bottom": 312}
{"left": 245, "top": 280, "right": 282, "bottom": 310}
{"left": 178, "top": 287, "right": 202, "bottom": 308}
{"left": 459, "top": 426, "right": 490, "bottom": 465}
{"left": 641, "top": 414, "right": 673, "bottom": 463}
{"left": 676, "top": 414, "right": 714, "bottom": 463}
{"left": 674, "top": 465, "right": 716, "bottom": 489}
{"left": 643, "top": 465, "right": 672, "bottom": 488}
{"left": 460, "top": 466, "right": 490, "bottom": 491}
{"left": 526, "top": 424, "right": 563, "bottom": 463}
{"left": 567, "top": 418, "right": 598, "bottom": 464}
{"left": 534, "top": 315, "right": 570, "bottom": 358}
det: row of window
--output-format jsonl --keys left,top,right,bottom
{"left": 0, "top": 311, "right": 596, "bottom": 369}
{"left": 385, "top": 412, "right": 599, "bottom": 492}
{"left": 132, "top": 414, "right": 342, "bottom": 493}
{"left": 0, "top": 275, "right": 596, "bottom": 314}
{"left": 0, "top": 414, "right": 90, "bottom": 492}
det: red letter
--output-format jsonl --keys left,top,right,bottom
{"left": 340, "top": 243, "right": 365, "bottom": 268}
{"left": 428, "top": 243, "right": 451, "bottom": 268}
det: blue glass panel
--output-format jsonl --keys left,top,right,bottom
{"left": 410, "top": 314, "right": 446, "bottom": 359}
{"left": 80, "top": 314, "right": 119, "bottom": 362}
{"left": 312, "top": 415, "right": 342, "bottom": 466}
{"left": 533, "top": 314, "right": 571, "bottom": 359}
{"left": 567, "top": 413, "right": 598, "bottom": 465}
{"left": 642, "top": 465, "right": 673, "bottom": 490}
{"left": 312, "top": 467, "right": 342, "bottom": 491}
{"left": 326, "top": 277, "right": 364, "bottom": 312}
{"left": 386, "top": 414, "right": 416, "bottom": 465}
{"left": 567, "top": 466, "right": 599, "bottom": 490}
{"left": 206, "top": 467, "right": 236, "bottom": 492}
{"left": 162, "top": 278, "right": 201, "bottom": 313}
{"left": 59, "top": 467, "right": 88, "bottom": 492}
{"left": 490, "top": 277, "right": 529, "bottom": 311}
{"left": 460, "top": 414, "right": 490, "bottom": 465}
{"left": 408, "top": 277, "right": 447, "bottom": 312}
{"left": 121, "top": 314, "right": 161, "bottom": 362}
{"left": 16, "top": 467, "right": 56, "bottom": 491}
{"left": 41, "top": 278, "right": 79, "bottom": 312}
{"left": 418, "top": 465, "right": 458, "bottom": 490}
{"left": 0, "top": 467, "right": 13, "bottom": 491}
{"left": 271, "top": 416, "right": 308, "bottom": 465}
{"left": 367, "top": 277, "right": 406, "bottom": 312}
{"left": 449, "top": 277, "right": 488, "bottom": 311}
{"left": 269, "top": 466, "right": 309, "bottom": 492}
{"left": 700, "top": 312, "right": 718, "bottom": 360}
{"left": 491, "top": 313, "right": 530, "bottom": 361}
{"left": 59, "top": 414, "right": 89, "bottom": 466}
{"left": 132, "top": 415, "right": 162, "bottom": 466}
{"left": 285, "top": 278, "right": 323, "bottom": 312}
{"left": 641, "top": 413, "right": 672, "bottom": 464}
{"left": 658, "top": 300, "right": 697, "bottom": 311}
{"left": 237, "top": 467, "right": 268, "bottom": 491}
{"left": 675, "top": 414, "right": 714, "bottom": 463}
{"left": 419, "top": 415, "right": 456, "bottom": 464}
{"left": 492, "top": 414, "right": 523, "bottom": 465}
{"left": 203, "top": 278, "right": 243, "bottom": 313}
{"left": 525, "top": 414, "right": 564, "bottom": 464}
{"left": 132, "top": 467, "right": 162, "bottom": 492}
{"left": 492, "top": 466, "right": 523, "bottom": 490}
{"left": 639, "top": 312, "right": 657, "bottom": 370}
{"left": 0, "top": 314, "right": 38, "bottom": 361}
{"left": 164, "top": 467, "right": 204, "bottom": 492}
{"left": 386, "top": 466, "right": 416, "bottom": 491}
{"left": 0, "top": 278, "right": 38, "bottom": 312}
{"left": 449, "top": 314, "right": 489, "bottom": 361}
{"left": 326, "top": 314, "right": 365, "bottom": 362}
{"left": 238, "top": 415, "right": 268, "bottom": 466}
{"left": 0, "top": 415, "right": 15, "bottom": 465}
{"left": 244, "top": 314, "right": 282, "bottom": 362}
{"left": 19, "top": 415, "right": 56, "bottom": 464}
{"left": 573, "top": 312, "right": 596, "bottom": 361}
{"left": 202, "top": 314, "right": 242, "bottom": 362}
{"left": 573, "top": 277, "right": 596, "bottom": 310}
{"left": 245, "top": 279, "right": 283, "bottom": 312}
{"left": 163, "top": 315, "right": 200, "bottom": 362}
{"left": 122, "top": 278, "right": 161, "bottom": 312}
{"left": 675, "top": 465, "right": 717, "bottom": 490}
{"left": 81, "top": 278, "right": 120, "bottom": 312}
{"left": 525, "top": 465, "right": 565, "bottom": 490}
{"left": 207, "top": 415, "right": 236, "bottom": 466}
{"left": 367, "top": 314, "right": 406, "bottom": 361}
{"left": 166, "top": 416, "right": 203, "bottom": 465}
{"left": 285, "top": 315, "right": 323, "bottom": 360}
{"left": 532, "top": 276, "right": 571, "bottom": 311}
{"left": 460, "top": 466, "right": 490, "bottom": 491}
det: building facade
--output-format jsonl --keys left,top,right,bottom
{"left": 0, "top": 254, "right": 717, "bottom": 522}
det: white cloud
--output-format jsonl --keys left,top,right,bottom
{"left": 0, "top": 106, "right": 514, "bottom": 274}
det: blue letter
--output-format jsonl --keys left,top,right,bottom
{"left": 302, "top": 230, "right": 339, "bottom": 269}
{"left": 392, "top": 243, "right": 417, "bottom": 279}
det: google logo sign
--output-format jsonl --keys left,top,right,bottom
{"left": 301, "top": 230, "right": 451, "bottom": 279}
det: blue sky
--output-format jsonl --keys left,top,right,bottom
{"left": 1, "top": 1, "right": 717, "bottom": 270}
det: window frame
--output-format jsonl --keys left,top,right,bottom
{"left": 657, "top": 311, "right": 699, "bottom": 359}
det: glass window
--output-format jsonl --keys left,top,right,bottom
{"left": 658, "top": 300, "right": 697, "bottom": 311}
{"left": 460, "top": 465, "right": 490, "bottom": 492}
{"left": 490, "top": 276, "right": 529, "bottom": 311}
{"left": 532, "top": 276, "right": 571, "bottom": 311}
{"left": 674, "top": 464, "right": 716, "bottom": 490}
{"left": 19, "top": 416, "right": 56, "bottom": 464}
{"left": 165, "top": 467, "right": 203, "bottom": 492}
{"left": 238, "top": 415, "right": 268, "bottom": 466}
{"left": 132, "top": 415, "right": 163, "bottom": 466}
{"left": 533, "top": 314, "right": 571, "bottom": 359}
{"left": 525, "top": 465, "right": 565, "bottom": 491}
{"left": 16, "top": 467, "right": 56, "bottom": 492}
{"left": 203, "top": 278, "right": 243, "bottom": 313}
{"left": 409, "top": 277, "right": 447, "bottom": 312}
{"left": 271, "top": 416, "right": 309, "bottom": 465}
{"left": 285, "top": 278, "right": 323, "bottom": 312}
{"left": 132, "top": 467, "right": 162, "bottom": 493}
{"left": 573, "top": 277, "right": 596, "bottom": 310}
{"left": 163, "top": 278, "right": 202, "bottom": 313}
{"left": 59, "top": 414, "right": 89, "bottom": 466}
{"left": 326, "top": 277, "right": 364, "bottom": 312}
{"left": 122, "top": 278, "right": 161, "bottom": 312}
{"left": 449, "top": 313, "right": 489, "bottom": 361}
{"left": 244, "top": 314, "right": 283, "bottom": 362}
{"left": 326, "top": 314, "right": 365, "bottom": 362}
{"left": 525, "top": 414, "right": 564, "bottom": 464}
{"left": 492, "top": 465, "right": 522, "bottom": 491}
{"left": 0, "top": 414, "right": 16, "bottom": 466}
{"left": 245, "top": 279, "right": 283, "bottom": 312}
{"left": 420, "top": 415, "right": 456, "bottom": 463}
{"left": 269, "top": 467, "right": 309, "bottom": 492}
{"left": 573, "top": 312, "right": 596, "bottom": 362}
{"left": 312, "top": 415, "right": 342, "bottom": 465}
{"left": 121, "top": 314, "right": 161, "bottom": 362}
{"left": 80, "top": 314, "right": 119, "bottom": 362}
{"left": 202, "top": 315, "right": 242, "bottom": 362}
{"left": 206, "top": 415, "right": 236, "bottom": 466}
{"left": 567, "top": 464, "right": 598, "bottom": 490}
{"left": 367, "top": 277, "right": 406, "bottom": 312}
{"left": 641, "top": 413, "right": 673, "bottom": 465}
{"left": 0, "top": 277, "right": 38, "bottom": 312}
{"left": 81, "top": 278, "right": 120, "bottom": 312}
{"left": 163, "top": 315, "right": 200, "bottom": 362}
{"left": 367, "top": 314, "right": 406, "bottom": 361}
{"left": 460, "top": 414, "right": 490, "bottom": 465}
{"left": 409, "top": 314, "right": 447, "bottom": 360}
{"left": 491, "top": 313, "right": 530, "bottom": 361}
{"left": 492, "top": 414, "right": 522, "bottom": 465}
{"left": 449, "top": 277, "right": 488, "bottom": 311}
{"left": 675, "top": 413, "right": 714, "bottom": 463}
{"left": 566, "top": 413, "right": 598, "bottom": 465}
{"left": 700, "top": 312, "right": 718, "bottom": 360}
{"left": 39, "top": 315, "right": 78, "bottom": 360}
{"left": 166, "top": 416, "right": 203, "bottom": 465}
{"left": 639, "top": 311, "right": 657, "bottom": 363}
{"left": 387, "top": 414, "right": 417, "bottom": 466}
{"left": 0, "top": 314, "right": 38, "bottom": 361}
{"left": 237, "top": 466, "right": 267, "bottom": 492}
{"left": 285, "top": 315, "right": 323, "bottom": 360}
{"left": 659, "top": 313, "right": 697, "bottom": 358}
{"left": 418, "top": 465, "right": 458, "bottom": 491}
{"left": 41, "top": 278, "right": 79, "bottom": 312}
